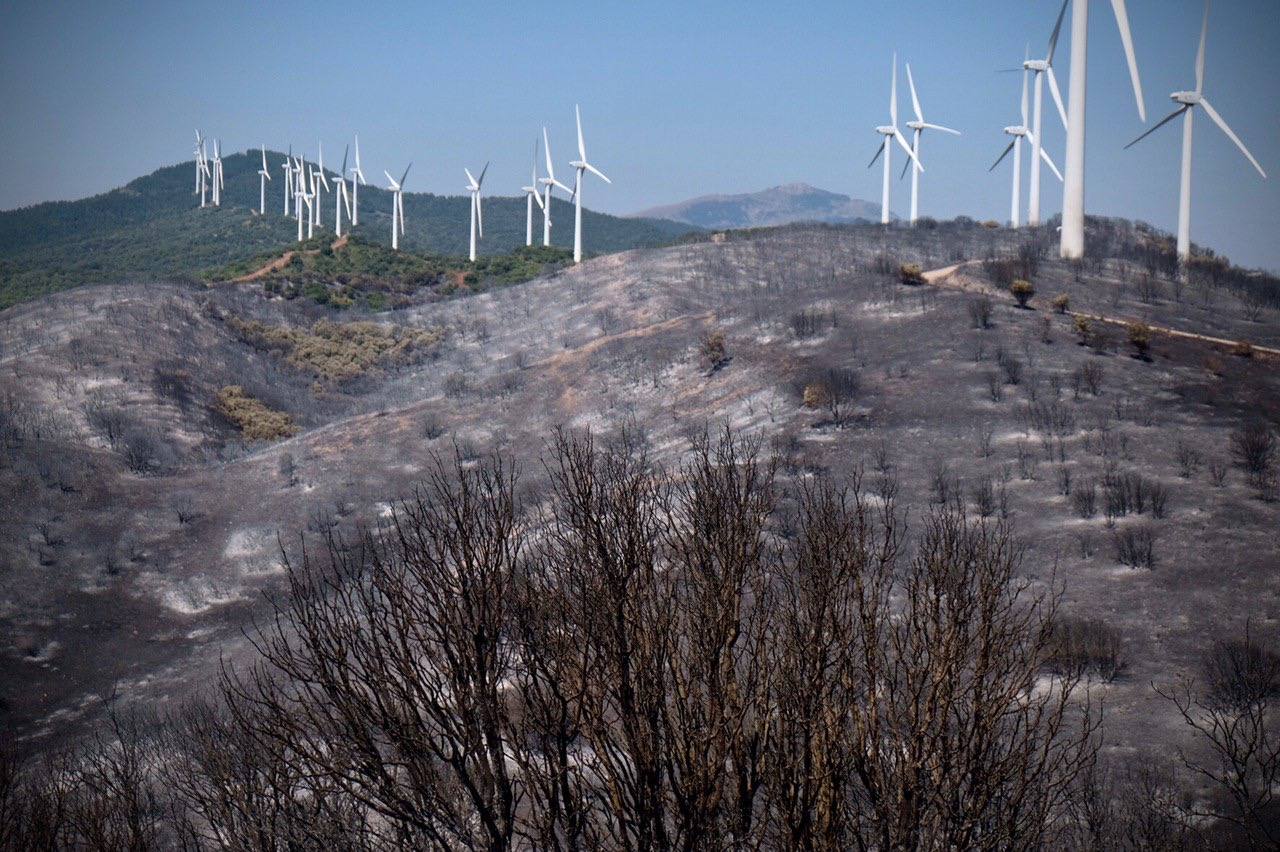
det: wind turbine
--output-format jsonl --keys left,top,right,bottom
{"left": 384, "top": 163, "right": 410, "bottom": 251}
{"left": 1058, "top": 0, "right": 1146, "bottom": 258}
{"left": 1124, "top": 1, "right": 1265, "bottom": 263}
{"left": 990, "top": 61, "right": 1064, "bottom": 228}
{"left": 257, "top": 145, "right": 272, "bottom": 215}
{"left": 901, "top": 63, "right": 960, "bottom": 225}
{"left": 211, "top": 139, "right": 224, "bottom": 207}
{"left": 333, "top": 145, "right": 352, "bottom": 239}
{"left": 349, "top": 134, "right": 366, "bottom": 227}
{"left": 1016, "top": 0, "right": 1071, "bottom": 225}
{"left": 313, "top": 143, "right": 328, "bottom": 229}
{"left": 521, "top": 138, "right": 545, "bottom": 246}
{"left": 569, "top": 105, "right": 611, "bottom": 263}
{"left": 465, "top": 163, "right": 489, "bottom": 262}
{"left": 539, "top": 126, "right": 574, "bottom": 247}
{"left": 868, "top": 53, "right": 922, "bottom": 226}
{"left": 194, "top": 132, "right": 210, "bottom": 208}
{"left": 282, "top": 145, "right": 294, "bottom": 216}
{"left": 295, "top": 181, "right": 311, "bottom": 242}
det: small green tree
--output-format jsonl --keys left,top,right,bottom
{"left": 899, "top": 263, "right": 926, "bottom": 286}
{"left": 1052, "top": 293, "right": 1070, "bottom": 314}
{"left": 1010, "top": 279, "right": 1035, "bottom": 308}
{"left": 1127, "top": 322, "right": 1153, "bottom": 359}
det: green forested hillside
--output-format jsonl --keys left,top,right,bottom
{"left": 0, "top": 151, "right": 697, "bottom": 309}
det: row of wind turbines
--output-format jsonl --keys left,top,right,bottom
{"left": 195, "top": 106, "right": 610, "bottom": 265}
{"left": 868, "top": 0, "right": 1265, "bottom": 264}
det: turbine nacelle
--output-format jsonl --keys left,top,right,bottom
{"left": 1171, "top": 91, "right": 1202, "bottom": 106}
{"left": 875, "top": 126, "right": 896, "bottom": 136}
{"left": 1024, "top": 59, "right": 1050, "bottom": 72}
{"left": 1004, "top": 125, "right": 1029, "bottom": 137}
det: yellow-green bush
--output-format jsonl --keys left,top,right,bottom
{"left": 899, "top": 263, "right": 926, "bottom": 286}
{"left": 230, "top": 318, "right": 443, "bottom": 382}
{"left": 1010, "top": 279, "right": 1035, "bottom": 308}
{"left": 215, "top": 386, "right": 299, "bottom": 441}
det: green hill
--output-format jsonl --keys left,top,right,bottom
{"left": 0, "top": 150, "right": 698, "bottom": 309}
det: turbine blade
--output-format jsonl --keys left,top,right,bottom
{"left": 867, "top": 140, "right": 885, "bottom": 169}
{"left": 532, "top": 189, "right": 544, "bottom": 210}
{"left": 553, "top": 178, "right": 575, "bottom": 196}
{"left": 464, "top": 167, "right": 477, "bottom": 186}
{"left": 1046, "top": 66, "right": 1069, "bottom": 130}
{"left": 922, "top": 122, "right": 961, "bottom": 136}
{"left": 900, "top": 153, "right": 912, "bottom": 180}
{"left": 990, "top": 139, "right": 1016, "bottom": 172}
{"left": 543, "top": 126, "right": 555, "bottom": 179}
{"left": 889, "top": 53, "right": 898, "bottom": 126}
{"left": 478, "top": 161, "right": 489, "bottom": 186}
{"left": 584, "top": 162, "right": 611, "bottom": 184}
{"left": 1110, "top": 0, "right": 1146, "bottom": 121}
{"left": 384, "top": 169, "right": 397, "bottom": 188}
{"left": 893, "top": 130, "right": 921, "bottom": 171}
{"left": 906, "top": 62, "right": 923, "bottom": 123}
{"left": 1020, "top": 67, "right": 1029, "bottom": 126}
{"left": 1199, "top": 98, "right": 1266, "bottom": 178}
{"left": 1026, "top": 131, "right": 1065, "bottom": 181}
{"left": 400, "top": 162, "right": 412, "bottom": 186}
{"left": 1195, "top": 0, "right": 1209, "bottom": 94}
{"left": 341, "top": 144, "right": 349, "bottom": 176}
{"left": 1123, "top": 106, "right": 1187, "bottom": 149}
{"left": 1047, "top": 0, "right": 1069, "bottom": 64}
{"left": 576, "top": 104, "right": 586, "bottom": 160}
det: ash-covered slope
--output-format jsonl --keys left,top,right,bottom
{"left": 2, "top": 219, "right": 1278, "bottom": 769}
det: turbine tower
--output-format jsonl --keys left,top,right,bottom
{"left": 194, "top": 132, "right": 211, "bottom": 208}
{"left": 1019, "top": 0, "right": 1071, "bottom": 225}
{"left": 349, "top": 135, "right": 366, "bottom": 226}
{"left": 384, "top": 163, "right": 410, "bottom": 251}
{"left": 1125, "top": 1, "right": 1265, "bottom": 262}
{"left": 296, "top": 182, "right": 311, "bottom": 242}
{"left": 1059, "top": 0, "right": 1146, "bottom": 258}
{"left": 257, "top": 145, "right": 272, "bottom": 215}
{"left": 465, "top": 162, "right": 488, "bottom": 262}
{"left": 991, "top": 64, "right": 1064, "bottom": 227}
{"left": 313, "top": 143, "right": 328, "bottom": 229}
{"left": 569, "top": 105, "right": 611, "bottom": 263}
{"left": 868, "top": 53, "right": 922, "bottom": 226}
{"left": 282, "top": 145, "right": 294, "bottom": 217}
{"left": 901, "top": 62, "right": 960, "bottom": 225}
{"left": 522, "top": 138, "right": 545, "bottom": 246}
{"left": 539, "top": 126, "right": 573, "bottom": 247}
{"left": 211, "top": 139, "right": 224, "bottom": 207}
{"left": 334, "top": 145, "right": 352, "bottom": 239}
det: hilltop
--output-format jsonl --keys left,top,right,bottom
{"left": 0, "top": 150, "right": 698, "bottom": 309}
{"left": 633, "top": 182, "right": 886, "bottom": 229}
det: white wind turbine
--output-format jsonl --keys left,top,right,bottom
{"left": 295, "top": 179, "right": 311, "bottom": 242}
{"left": 282, "top": 145, "right": 295, "bottom": 217}
{"left": 257, "top": 145, "right": 272, "bottom": 215}
{"left": 990, "top": 61, "right": 1064, "bottom": 228}
{"left": 349, "top": 135, "right": 366, "bottom": 227}
{"left": 384, "top": 163, "right": 410, "bottom": 251}
{"left": 211, "top": 139, "right": 224, "bottom": 206}
{"left": 313, "top": 143, "right": 328, "bottom": 229}
{"left": 1058, "top": 0, "right": 1146, "bottom": 258}
{"left": 901, "top": 63, "right": 960, "bottom": 225}
{"left": 539, "top": 126, "right": 574, "bottom": 247}
{"left": 867, "top": 53, "right": 923, "bottom": 225}
{"left": 569, "top": 105, "right": 611, "bottom": 263}
{"left": 194, "top": 132, "right": 211, "bottom": 208}
{"left": 1124, "top": 1, "right": 1265, "bottom": 263}
{"left": 333, "top": 145, "right": 353, "bottom": 239}
{"left": 293, "top": 155, "right": 305, "bottom": 222}
{"left": 521, "top": 138, "right": 545, "bottom": 246}
{"left": 1012, "top": 0, "right": 1071, "bottom": 226}
{"left": 465, "top": 162, "right": 489, "bottom": 263}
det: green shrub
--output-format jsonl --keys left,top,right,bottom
{"left": 215, "top": 386, "right": 298, "bottom": 441}
{"left": 1127, "top": 322, "right": 1153, "bottom": 358}
{"left": 899, "top": 263, "right": 926, "bottom": 286}
{"left": 1010, "top": 279, "right": 1035, "bottom": 308}
{"left": 1052, "top": 293, "right": 1070, "bottom": 314}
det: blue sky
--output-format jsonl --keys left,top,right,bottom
{"left": 2, "top": 0, "right": 1278, "bottom": 269}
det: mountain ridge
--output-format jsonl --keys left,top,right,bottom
{"left": 632, "top": 182, "right": 890, "bottom": 229}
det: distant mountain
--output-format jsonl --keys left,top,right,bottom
{"left": 633, "top": 183, "right": 889, "bottom": 230}
{"left": 0, "top": 152, "right": 698, "bottom": 309}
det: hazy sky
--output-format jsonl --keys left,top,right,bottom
{"left": 2, "top": 0, "right": 1278, "bottom": 269}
